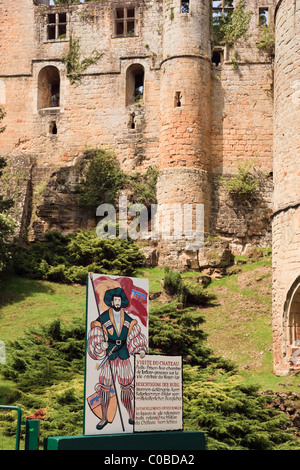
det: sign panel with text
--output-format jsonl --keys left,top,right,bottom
{"left": 134, "top": 354, "right": 183, "bottom": 433}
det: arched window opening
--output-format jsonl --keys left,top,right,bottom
{"left": 287, "top": 285, "right": 300, "bottom": 365}
{"left": 283, "top": 277, "right": 300, "bottom": 369}
{"left": 126, "top": 64, "right": 145, "bottom": 106}
{"left": 38, "top": 66, "right": 60, "bottom": 110}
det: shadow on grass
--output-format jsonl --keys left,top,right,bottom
{"left": 0, "top": 379, "right": 19, "bottom": 405}
{"left": 0, "top": 275, "right": 55, "bottom": 311}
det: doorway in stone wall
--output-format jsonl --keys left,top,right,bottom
{"left": 284, "top": 277, "right": 300, "bottom": 367}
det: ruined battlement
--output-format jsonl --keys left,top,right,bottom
{"left": 0, "top": 0, "right": 275, "bottom": 251}
{"left": 2, "top": 0, "right": 300, "bottom": 376}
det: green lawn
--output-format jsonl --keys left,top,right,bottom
{"left": 0, "top": 276, "right": 86, "bottom": 344}
{"left": 1, "top": 261, "right": 300, "bottom": 396}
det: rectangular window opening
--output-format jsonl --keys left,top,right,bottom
{"left": 47, "top": 25, "right": 56, "bottom": 40}
{"left": 59, "top": 13, "right": 67, "bottom": 23}
{"left": 127, "top": 20, "right": 135, "bottom": 35}
{"left": 212, "top": 48, "right": 224, "bottom": 66}
{"left": 212, "top": 0, "right": 234, "bottom": 33}
{"left": 259, "top": 7, "right": 269, "bottom": 26}
{"left": 116, "top": 8, "right": 124, "bottom": 18}
{"left": 127, "top": 8, "right": 135, "bottom": 18}
{"left": 58, "top": 24, "right": 67, "bottom": 39}
{"left": 46, "top": 12, "right": 68, "bottom": 41}
{"left": 48, "top": 13, "right": 56, "bottom": 24}
{"left": 50, "top": 121, "right": 58, "bottom": 135}
{"left": 174, "top": 91, "right": 182, "bottom": 107}
{"left": 114, "top": 7, "right": 137, "bottom": 37}
{"left": 116, "top": 21, "right": 124, "bottom": 35}
{"left": 181, "top": 1, "right": 190, "bottom": 14}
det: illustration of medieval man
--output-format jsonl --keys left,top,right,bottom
{"left": 87, "top": 284, "right": 148, "bottom": 431}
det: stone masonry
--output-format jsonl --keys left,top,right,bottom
{"left": 2, "top": 1, "right": 297, "bottom": 373}
{"left": 272, "top": 0, "right": 300, "bottom": 375}
{"left": 0, "top": 0, "right": 274, "bottom": 256}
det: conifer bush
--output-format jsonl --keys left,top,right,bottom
{"left": 2, "top": 319, "right": 85, "bottom": 391}
{"left": 149, "top": 301, "right": 213, "bottom": 366}
{"left": 11, "top": 229, "right": 145, "bottom": 283}
{"left": 183, "top": 366, "right": 299, "bottom": 450}
{"left": 163, "top": 267, "right": 215, "bottom": 307}
{"left": 1, "top": 302, "right": 299, "bottom": 448}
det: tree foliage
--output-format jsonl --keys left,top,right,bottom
{"left": 77, "top": 148, "right": 124, "bottom": 207}
{"left": 212, "top": 1, "right": 251, "bottom": 46}
{"left": 11, "top": 229, "right": 145, "bottom": 283}
{"left": 256, "top": 25, "right": 275, "bottom": 56}
{"left": 77, "top": 147, "right": 158, "bottom": 210}
{"left": 0, "top": 156, "right": 17, "bottom": 275}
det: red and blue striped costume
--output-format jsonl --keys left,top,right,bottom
{"left": 87, "top": 307, "right": 147, "bottom": 426}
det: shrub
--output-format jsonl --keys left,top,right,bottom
{"left": 184, "top": 366, "right": 299, "bottom": 450}
{"left": 124, "top": 166, "right": 158, "bottom": 209}
{"left": 163, "top": 267, "right": 215, "bottom": 307}
{"left": 11, "top": 229, "right": 145, "bottom": 284}
{"left": 218, "top": 159, "right": 259, "bottom": 197}
{"left": 163, "top": 266, "right": 183, "bottom": 296}
{"left": 256, "top": 25, "right": 275, "bottom": 56}
{"left": 77, "top": 148, "right": 124, "bottom": 207}
{"left": 2, "top": 319, "right": 85, "bottom": 390}
{"left": 183, "top": 281, "right": 215, "bottom": 306}
{"left": 149, "top": 301, "right": 213, "bottom": 366}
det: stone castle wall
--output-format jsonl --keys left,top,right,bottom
{"left": 272, "top": 0, "right": 300, "bottom": 375}
{"left": 0, "top": 0, "right": 275, "bottom": 251}
{"left": 0, "top": 0, "right": 162, "bottom": 171}
{"left": 2, "top": 0, "right": 299, "bottom": 376}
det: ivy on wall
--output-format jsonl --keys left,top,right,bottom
{"left": 256, "top": 25, "right": 275, "bottom": 56}
{"left": 62, "top": 37, "right": 102, "bottom": 84}
{"left": 212, "top": 1, "right": 251, "bottom": 46}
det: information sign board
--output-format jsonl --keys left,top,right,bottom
{"left": 134, "top": 354, "right": 183, "bottom": 433}
{"left": 84, "top": 273, "right": 149, "bottom": 436}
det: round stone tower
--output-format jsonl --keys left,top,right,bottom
{"left": 273, "top": 0, "right": 300, "bottom": 375}
{"left": 156, "top": 0, "right": 212, "bottom": 268}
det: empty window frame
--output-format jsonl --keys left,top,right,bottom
{"left": 114, "top": 7, "right": 137, "bottom": 37}
{"left": 174, "top": 91, "right": 182, "bottom": 107}
{"left": 212, "top": 48, "right": 224, "bottom": 66}
{"left": 47, "top": 12, "right": 68, "bottom": 41}
{"left": 49, "top": 121, "right": 58, "bottom": 135}
{"left": 212, "top": 0, "right": 234, "bottom": 29}
{"left": 259, "top": 7, "right": 269, "bottom": 26}
{"left": 126, "top": 64, "right": 144, "bottom": 105}
{"left": 38, "top": 66, "right": 60, "bottom": 110}
{"left": 181, "top": 1, "right": 190, "bottom": 13}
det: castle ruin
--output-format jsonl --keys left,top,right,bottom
{"left": 0, "top": 0, "right": 299, "bottom": 375}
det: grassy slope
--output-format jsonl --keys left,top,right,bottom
{"left": 0, "top": 276, "right": 86, "bottom": 344}
{"left": 1, "top": 256, "right": 299, "bottom": 403}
